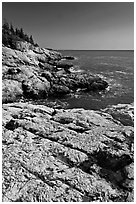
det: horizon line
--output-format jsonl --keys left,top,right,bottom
{"left": 52, "top": 49, "right": 134, "bottom": 51}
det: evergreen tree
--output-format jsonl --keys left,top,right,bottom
{"left": 15, "top": 28, "right": 20, "bottom": 36}
{"left": 2, "top": 33, "right": 9, "bottom": 46}
{"left": 30, "top": 35, "right": 34, "bottom": 44}
{"left": 2, "top": 20, "right": 10, "bottom": 31}
{"left": 19, "top": 28, "right": 25, "bottom": 39}
{"left": 35, "top": 43, "right": 39, "bottom": 47}
{"left": 24, "top": 34, "right": 29, "bottom": 42}
{"left": 10, "top": 23, "right": 15, "bottom": 35}
{"left": 2, "top": 20, "right": 10, "bottom": 46}
{"left": 2, "top": 20, "right": 37, "bottom": 48}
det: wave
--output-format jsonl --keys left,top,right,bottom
{"left": 115, "top": 70, "right": 127, "bottom": 75}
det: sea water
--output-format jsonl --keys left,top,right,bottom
{"left": 35, "top": 50, "right": 134, "bottom": 110}
{"left": 58, "top": 50, "right": 134, "bottom": 110}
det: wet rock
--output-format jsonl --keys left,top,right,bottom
{"left": 55, "top": 62, "right": 73, "bottom": 73}
{"left": 2, "top": 103, "right": 134, "bottom": 202}
{"left": 50, "top": 85, "right": 70, "bottom": 96}
{"left": 64, "top": 73, "right": 108, "bottom": 91}
{"left": 89, "top": 80, "right": 108, "bottom": 91}
{"left": 55, "top": 62, "right": 73, "bottom": 69}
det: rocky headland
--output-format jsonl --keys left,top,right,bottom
{"left": 2, "top": 41, "right": 108, "bottom": 103}
{"left": 2, "top": 39, "right": 134, "bottom": 201}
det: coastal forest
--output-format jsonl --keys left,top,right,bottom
{"left": 2, "top": 20, "right": 38, "bottom": 49}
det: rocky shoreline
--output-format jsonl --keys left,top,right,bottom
{"left": 2, "top": 41, "right": 108, "bottom": 103}
{"left": 2, "top": 42, "right": 134, "bottom": 202}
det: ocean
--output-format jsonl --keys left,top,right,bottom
{"left": 37, "top": 50, "right": 134, "bottom": 110}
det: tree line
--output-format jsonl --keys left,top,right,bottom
{"left": 2, "top": 20, "right": 38, "bottom": 49}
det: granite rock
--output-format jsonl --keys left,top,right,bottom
{"left": 104, "top": 103, "right": 134, "bottom": 126}
{"left": 2, "top": 102, "right": 134, "bottom": 202}
{"left": 2, "top": 43, "right": 108, "bottom": 103}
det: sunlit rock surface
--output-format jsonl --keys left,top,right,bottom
{"left": 2, "top": 43, "right": 108, "bottom": 103}
{"left": 2, "top": 102, "right": 134, "bottom": 202}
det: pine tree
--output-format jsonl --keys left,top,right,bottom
{"left": 2, "top": 21, "right": 10, "bottom": 38}
{"left": 2, "top": 20, "right": 37, "bottom": 48}
{"left": 15, "top": 28, "right": 20, "bottom": 36}
{"left": 24, "top": 34, "right": 29, "bottom": 42}
{"left": 2, "top": 20, "right": 10, "bottom": 46}
{"left": 10, "top": 23, "right": 15, "bottom": 35}
{"left": 19, "top": 28, "right": 25, "bottom": 39}
{"left": 2, "top": 19, "right": 10, "bottom": 31}
{"left": 2, "top": 33, "right": 9, "bottom": 46}
{"left": 30, "top": 35, "right": 34, "bottom": 44}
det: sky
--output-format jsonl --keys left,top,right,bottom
{"left": 2, "top": 2, "right": 134, "bottom": 50}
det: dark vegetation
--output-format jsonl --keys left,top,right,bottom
{"left": 2, "top": 20, "right": 38, "bottom": 49}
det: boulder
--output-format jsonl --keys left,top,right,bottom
{"left": 50, "top": 84, "right": 70, "bottom": 96}
{"left": 22, "top": 76, "right": 50, "bottom": 99}
{"left": 56, "top": 62, "right": 73, "bottom": 69}
{"left": 88, "top": 80, "right": 108, "bottom": 91}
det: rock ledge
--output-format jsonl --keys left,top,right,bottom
{"left": 2, "top": 102, "right": 134, "bottom": 202}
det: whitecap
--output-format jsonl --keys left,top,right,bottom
{"left": 115, "top": 71, "right": 127, "bottom": 75}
